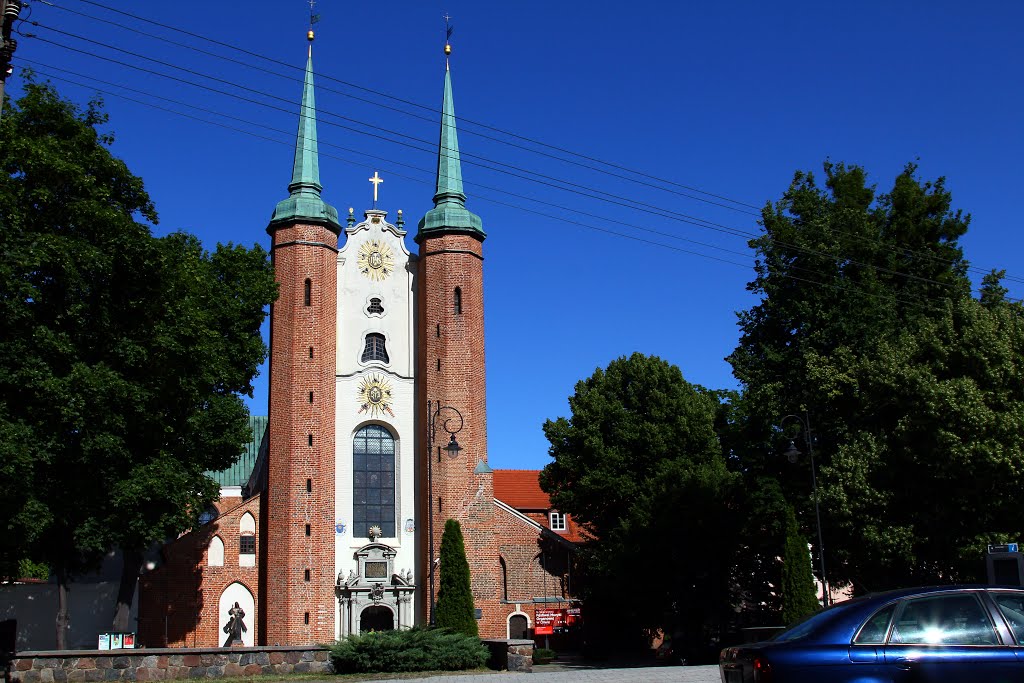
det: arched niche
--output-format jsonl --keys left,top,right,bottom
{"left": 208, "top": 535, "right": 224, "bottom": 567}
{"left": 218, "top": 582, "right": 255, "bottom": 647}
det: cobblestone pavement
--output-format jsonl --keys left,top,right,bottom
{"left": 355, "top": 665, "right": 720, "bottom": 683}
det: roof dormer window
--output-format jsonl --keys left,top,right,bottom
{"left": 550, "top": 511, "right": 567, "bottom": 532}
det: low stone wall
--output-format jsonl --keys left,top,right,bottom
{"left": 480, "top": 638, "right": 533, "bottom": 672}
{"left": 8, "top": 646, "right": 333, "bottom": 682}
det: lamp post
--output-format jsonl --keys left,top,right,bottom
{"left": 781, "top": 412, "right": 829, "bottom": 607}
{"left": 426, "top": 400, "right": 463, "bottom": 626}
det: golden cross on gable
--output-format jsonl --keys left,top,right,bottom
{"left": 368, "top": 171, "right": 384, "bottom": 204}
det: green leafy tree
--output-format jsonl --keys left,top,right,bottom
{"left": 810, "top": 291, "right": 1024, "bottom": 589}
{"left": 729, "top": 161, "right": 1024, "bottom": 592}
{"left": 435, "top": 519, "right": 477, "bottom": 637}
{"left": 0, "top": 78, "right": 276, "bottom": 646}
{"left": 780, "top": 506, "right": 819, "bottom": 625}
{"left": 540, "top": 353, "right": 739, "bottom": 656}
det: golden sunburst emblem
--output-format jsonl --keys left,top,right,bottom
{"left": 357, "top": 239, "right": 394, "bottom": 282}
{"left": 357, "top": 374, "right": 394, "bottom": 417}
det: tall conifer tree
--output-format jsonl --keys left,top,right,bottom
{"left": 780, "top": 506, "right": 820, "bottom": 625}
{"left": 435, "top": 519, "right": 477, "bottom": 637}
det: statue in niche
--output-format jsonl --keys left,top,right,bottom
{"left": 222, "top": 602, "right": 247, "bottom": 646}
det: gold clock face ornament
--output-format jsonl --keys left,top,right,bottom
{"left": 357, "top": 375, "right": 394, "bottom": 417}
{"left": 357, "top": 240, "right": 394, "bottom": 282}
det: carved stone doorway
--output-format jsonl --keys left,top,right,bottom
{"left": 509, "top": 614, "right": 528, "bottom": 639}
{"left": 360, "top": 605, "right": 394, "bottom": 632}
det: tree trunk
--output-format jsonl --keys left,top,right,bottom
{"left": 112, "top": 549, "right": 143, "bottom": 633}
{"left": 55, "top": 570, "right": 69, "bottom": 650}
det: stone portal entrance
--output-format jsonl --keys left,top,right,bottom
{"left": 336, "top": 541, "right": 415, "bottom": 636}
{"left": 360, "top": 605, "right": 394, "bottom": 632}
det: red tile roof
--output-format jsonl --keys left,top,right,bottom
{"left": 493, "top": 469, "right": 552, "bottom": 509}
{"left": 493, "top": 469, "right": 588, "bottom": 543}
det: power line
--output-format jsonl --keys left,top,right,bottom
{"left": 36, "top": 0, "right": 764, "bottom": 219}
{"left": 40, "top": 0, "right": 763, "bottom": 217}
{"left": 21, "top": 28, "right": 1000, "bottom": 299}
{"left": 16, "top": 61, "right": 974, "bottom": 315}
{"left": 50, "top": 0, "right": 1023, "bottom": 287}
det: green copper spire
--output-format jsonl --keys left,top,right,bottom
{"left": 417, "top": 58, "right": 484, "bottom": 241}
{"left": 269, "top": 43, "right": 341, "bottom": 233}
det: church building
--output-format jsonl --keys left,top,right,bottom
{"left": 137, "top": 29, "right": 579, "bottom": 647}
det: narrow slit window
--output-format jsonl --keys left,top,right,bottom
{"left": 361, "top": 333, "right": 389, "bottom": 363}
{"left": 309, "top": 347, "right": 314, "bottom": 358}
{"left": 304, "top": 569, "right": 311, "bottom": 581}
{"left": 367, "top": 298, "right": 384, "bottom": 315}
{"left": 304, "top": 612, "right": 310, "bottom": 625}
{"left": 306, "top": 478, "right": 312, "bottom": 493}
{"left": 437, "top": 359, "right": 441, "bottom": 371}
{"left": 454, "top": 287, "right": 462, "bottom": 314}
{"left": 309, "top": 391, "right": 314, "bottom": 403}
{"left": 304, "top": 279, "right": 312, "bottom": 306}
{"left": 305, "top": 524, "right": 311, "bottom": 536}
{"left": 436, "top": 323, "right": 441, "bottom": 338}
{"left": 308, "top": 434, "right": 313, "bottom": 447}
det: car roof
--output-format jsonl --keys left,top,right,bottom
{"left": 771, "top": 586, "right": 1024, "bottom": 646}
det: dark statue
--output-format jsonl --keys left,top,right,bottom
{"left": 222, "top": 602, "right": 247, "bottom": 646}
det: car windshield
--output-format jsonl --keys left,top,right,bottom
{"left": 773, "top": 601, "right": 858, "bottom": 642}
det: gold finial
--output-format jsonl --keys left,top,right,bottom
{"left": 443, "top": 13, "right": 453, "bottom": 56}
{"left": 308, "top": 29, "right": 315, "bottom": 41}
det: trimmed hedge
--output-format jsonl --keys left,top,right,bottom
{"left": 328, "top": 627, "right": 488, "bottom": 673}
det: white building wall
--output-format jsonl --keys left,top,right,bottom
{"left": 333, "top": 210, "right": 418, "bottom": 638}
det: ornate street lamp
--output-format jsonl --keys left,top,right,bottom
{"left": 781, "top": 412, "right": 829, "bottom": 607}
{"left": 426, "top": 400, "right": 463, "bottom": 625}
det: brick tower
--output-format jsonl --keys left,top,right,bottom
{"left": 416, "top": 45, "right": 501, "bottom": 636}
{"left": 262, "top": 33, "right": 340, "bottom": 645}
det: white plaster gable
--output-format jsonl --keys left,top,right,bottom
{"left": 336, "top": 209, "right": 416, "bottom": 378}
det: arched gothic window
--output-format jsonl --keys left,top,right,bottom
{"left": 361, "top": 333, "right": 389, "bottom": 363}
{"left": 239, "top": 512, "right": 256, "bottom": 567}
{"left": 353, "top": 425, "right": 396, "bottom": 537}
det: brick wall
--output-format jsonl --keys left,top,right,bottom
{"left": 264, "top": 221, "right": 339, "bottom": 645}
{"left": 492, "top": 504, "right": 576, "bottom": 638}
{"left": 138, "top": 497, "right": 260, "bottom": 648}
{"left": 416, "top": 232, "right": 501, "bottom": 636}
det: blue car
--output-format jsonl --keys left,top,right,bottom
{"left": 720, "top": 586, "right": 1024, "bottom": 682}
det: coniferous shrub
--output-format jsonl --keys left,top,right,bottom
{"left": 435, "top": 519, "right": 478, "bottom": 637}
{"left": 327, "top": 627, "right": 487, "bottom": 673}
{"left": 781, "top": 506, "right": 821, "bottom": 625}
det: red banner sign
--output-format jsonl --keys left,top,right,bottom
{"left": 534, "top": 607, "right": 580, "bottom": 635}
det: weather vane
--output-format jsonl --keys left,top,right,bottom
{"left": 307, "top": 0, "right": 320, "bottom": 41}
{"left": 443, "top": 13, "right": 453, "bottom": 57}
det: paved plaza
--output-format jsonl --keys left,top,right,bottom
{"left": 353, "top": 665, "right": 720, "bottom": 683}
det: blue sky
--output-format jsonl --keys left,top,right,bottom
{"left": 10, "top": 1, "right": 1024, "bottom": 470}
